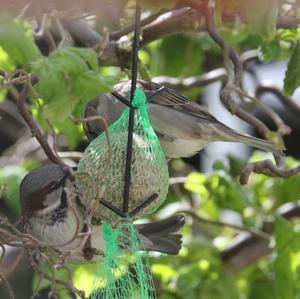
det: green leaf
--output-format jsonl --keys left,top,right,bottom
{"left": 67, "top": 47, "right": 99, "bottom": 71}
{"left": 0, "top": 88, "right": 7, "bottom": 102}
{"left": 184, "top": 172, "right": 208, "bottom": 197}
{"left": 248, "top": 280, "right": 277, "bottom": 299}
{"left": 32, "top": 48, "right": 108, "bottom": 106}
{"left": 150, "top": 34, "right": 204, "bottom": 77}
{"left": 0, "top": 13, "right": 41, "bottom": 65}
{"left": 32, "top": 263, "right": 71, "bottom": 299}
{"left": 0, "top": 166, "right": 27, "bottom": 215}
{"left": 72, "top": 264, "right": 97, "bottom": 297}
{"left": 277, "top": 28, "right": 300, "bottom": 43}
{"left": 32, "top": 260, "right": 96, "bottom": 297}
{"left": 56, "top": 119, "right": 84, "bottom": 149}
{"left": 73, "top": 71, "right": 113, "bottom": 116}
{"left": 260, "top": 40, "right": 281, "bottom": 63}
{"left": 274, "top": 217, "right": 300, "bottom": 299}
{"left": 174, "top": 239, "right": 239, "bottom": 299}
{"left": 0, "top": 165, "right": 26, "bottom": 215}
{"left": 0, "top": 161, "right": 39, "bottom": 216}
{"left": 32, "top": 47, "right": 114, "bottom": 147}
{"left": 0, "top": 46, "right": 15, "bottom": 72}
{"left": 152, "top": 264, "right": 178, "bottom": 283}
{"left": 284, "top": 43, "right": 300, "bottom": 96}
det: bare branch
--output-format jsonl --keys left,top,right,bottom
{"left": 233, "top": 86, "right": 291, "bottom": 136}
{"left": 240, "top": 159, "right": 300, "bottom": 185}
{"left": 33, "top": 14, "right": 49, "bottom": 37}
{"left": 48, "top": 3, "right": 298, "bottom": 68}
{"left": 175, "top": 209, "right": 270, "bottom": 241}
{"left": 152, "top": 49, "right": 261, "bottom": 90}
{"left": 17, "top": 76, "right": 68, "bottom": 168}
{"left": 276, "top": 16, "right": 300, "bottom": 28}
{"left": 153, "top": 68, "right": 227, "bottom": 90}
{"left": 256, "top": 84, "right": 300, "bottom": 116}
{"left": 61, "top": 17, "right": 129, "bottom": 67}
{"left": 110, "top": 9, "right": 168, "bottom": 40}
{"left": 222, "top": 201, "right": 300, "bottom": 273}
{"left": 33, "top": 10, "right": 57, "bottom": 52}
{"left": 141, "top": 7, "right": 204, "bottom": 46}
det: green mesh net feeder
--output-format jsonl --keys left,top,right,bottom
{"left": 76, "top": 87, "right": 169, "bottom": 222}
{"left": 90, "top": 223, "right": 156, "bottom": 299}
{"left": 76, "top": 88, "right": 168, "bottom": 298}
{"left": 75, "top": 5, "right": 170, "bottom": 298}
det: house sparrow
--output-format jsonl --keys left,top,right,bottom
{"left": 19, "top": 164, "right": 184, "bottom": 262}
{"left": 84, "top": 80, "right": 283, "bottom": 159}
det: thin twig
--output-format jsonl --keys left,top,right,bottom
{"left": 200, "top": 1, "right": 286, "bottom": 160}
{"left": 0, "top": 75, "right": 27, "bottom": 90}
{"left": 256, "top": 84, "right": 300, "bottom": 116}
{"left": 34, "top": 14, "right": 49, "bottom": 37}
{"left": 152, "top": 68, "right": 227, "bottom": 90}
{"left": 26, "top": 249, "right": 85, "bottom": 299}
{"left": 240, "top": 159, "right": 300, "bottom": 185}
{"left": 220, "top": 87, "right": 271, "bottom": 138}
{"left": 175, "top": 210, "right": 271, "bottom": 241}
{"left": 17, "top": 76, "right": 68, "bottom": 168}
{"left": 35, "top": 14, "right": 57, "bottom": 52}
{"left": 234, "top": 86, "right": 291, "bottom": 136}
{"left": 222, "top": 201, "right": 300, "bottom": 273}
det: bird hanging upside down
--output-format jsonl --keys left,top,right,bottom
{"left": 19, "top": 164, "right": 185, "bottom": 263}
{"left": 84, "top": 80, "right": 284, "bottom": 159}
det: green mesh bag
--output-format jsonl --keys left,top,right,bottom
{"left": 76, "top": 88, "right": 169, "bottom": 222}
{"left": 90, "top": 222, "right": 156, "bottom": 299}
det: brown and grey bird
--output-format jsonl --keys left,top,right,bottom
{"left": 84, "top": 80, "right": 283, "bottom": 159}
{"left": 19, "top": 163, "right": 185, "bottom": 262}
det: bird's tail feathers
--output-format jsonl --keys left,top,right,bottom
{"left": 217, "top": 125, "right": 285, "bottom": 155}
{"left": 136, "top": 214, "right": 185, "bottom": 255}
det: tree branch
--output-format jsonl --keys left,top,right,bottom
{"left": 58, "top": 4, "right": 299, "bottom": 67}
{"left": 240, "top": 159, "right": 300, "bottom": 185}
{"left": 151, "top": 50, "right": 259, "bottom": 90}
{"left": 110, "top": 9, "right": 167, "bottom": 40}
{"left": 17, "top": 76, "right": 67, "bottom": 168}
{"left": 256, "top": 84, "right": 300, "bottom": 116}
{"left": 61, "top": 18, "right": 128, "bottom": 67}
{"left": 222, "top": 201, "right": 300, "bottom": 273}
{"left": 201, "top": 5, "right": 272, "bottom": 138}
{"left": 140, "top": 7, "right": 204, "bottom": 46}
{"left": 276, "top": 16, "right": 300, "bottom": 28}
{"left": 152, "top": 68, "right": 227, "bottom": 90}
{"left": 176, "top": 209, "right": 270, "bottom": 241}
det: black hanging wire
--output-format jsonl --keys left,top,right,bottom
{"left": 123, "top": 3, "right": 141, "bottom": 214}
{"left": 99, "top": 3, "right": 162, "bottom": 218}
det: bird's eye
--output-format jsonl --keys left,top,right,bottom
{"left": 50, "top": 174, "right": 68, "bottom": 191}
{"left": 50, "top": 182, "right": 58, "bottom": 191}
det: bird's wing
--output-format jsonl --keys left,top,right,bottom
{"left": 143, "top": 82, "right": 219, "bottom": 123}
{"left": 115, "top": 79, "right": 219, "bottom": 123}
